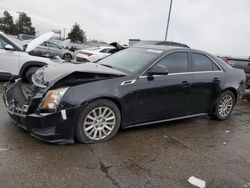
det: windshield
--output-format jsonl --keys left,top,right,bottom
{"left": 98, "top": 48, "right": 163, "bottom": 73}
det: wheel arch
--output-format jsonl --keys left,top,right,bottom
{"left": 19, "top": 61, "right": 47, "bottom": 78}
{"left": 79, "top": 96, "right": 123, "bottom": 126}
{"left": 82, "top": 96, "right": 122, "bottom": 114}
{"left": 63, "top": 53, "right": 72, "bottom": 58}
{"left": 210, "top": 87, "right": 238, "bottom": 114}
{"left": 222, "top": 87, "right": 238, "bottom": 103}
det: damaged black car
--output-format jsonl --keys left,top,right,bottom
{"left": 3, "top": 45, "right": 246, "bottom": 144}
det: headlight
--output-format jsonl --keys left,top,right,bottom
{"left": 40, "top": 87, "right": 69, "bottom": 110}
{"left": 32, "top": 68, "right": 48, "bottom": 88}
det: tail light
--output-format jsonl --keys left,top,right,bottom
{"left": 79, "top": 51, "right": 93, "bottom": 56}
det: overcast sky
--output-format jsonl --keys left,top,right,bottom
{"left": 0, "top": 0, "right": 250, "bottom": 56}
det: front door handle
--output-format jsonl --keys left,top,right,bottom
{"left": 213, "top": 77, "right": 221, "bottom": 84}
{"left": 181, "top": 81, "right": 190, "bottom": 87}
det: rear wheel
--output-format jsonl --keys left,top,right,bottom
{"left": 212, "top": 90, "right": 235, "bottom": 120}
{"left": 76, "top": 99, "right": 121, "bottom": 144}
{"left": 24, "top": 66, "right": 40, "bottom": 82}
{"left": 63, "top": 53, "right": 72, "bottom": 62}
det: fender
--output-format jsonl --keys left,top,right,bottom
{"left": 19, "top": 61, "right": 47, "bottom": 78}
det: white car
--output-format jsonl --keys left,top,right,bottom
{"left": 75, "top": 46, "right": 115, "bottom": 63}
{"left": 0, "top": 32, "right": 60, "bottom": 81}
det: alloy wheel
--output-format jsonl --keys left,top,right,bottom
{"left": 64, "top": 54, "right": 72, "bottom": 62}
{"left": 83, "top": 107, "right": 116, "bottom": 140}
{"left": 218, "top": 95, "right": 233, "bottom": 118}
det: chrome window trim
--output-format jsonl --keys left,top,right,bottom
{"left": 139, "top": 70, "right": 223, "bottom": 79}
{"left": 138, "top": 50, "right": 224, "bottom": 79}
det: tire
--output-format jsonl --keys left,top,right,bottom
{"left": 24, "top": 66, "right": 40, "bottom": 82}
{"left": 63, "top": 53, "right": 72, "bottom": 62}
{"left": 76, "top": 99, "right": 121, "bottom": 144}
{"left": 212, "top": 90, "right": 235, "bottom": 120}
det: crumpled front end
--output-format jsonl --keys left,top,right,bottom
{"left": 3, "top": 79, "right": 79, "bottom": 144}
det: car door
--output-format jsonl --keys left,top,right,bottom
{"left": 36, "top": 42, "right": 50, "bottom": 54}
{"left": 0, "top": 35, "right": 21, "bottom": 77}
{"left": 189, "top": 52, "right": 225, "bottom": 114}
{"left": 47, "top": 42, "right": 61, "bottom": 56}
{"left": 134, "top": 51, "right": 193, "bottom": 124}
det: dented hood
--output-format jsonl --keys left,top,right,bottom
{"left": 41, "top": 62, "right": 127, "bottom": 83}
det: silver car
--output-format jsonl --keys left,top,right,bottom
{"left": 35, "top": 41, "right": 73, "bottom": 62}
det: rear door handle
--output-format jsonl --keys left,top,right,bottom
{"left": 213, "top": 77, "right": 221, "bottom": 84}
{"left": 181, "top": 81, "right": 190, "bottom": 87}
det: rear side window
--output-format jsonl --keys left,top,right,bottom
{"left": 156, "top": 52, "right": 188, "bottom": 73}
{"left": 192, "top": 53, "right": 220, "bottom": 72}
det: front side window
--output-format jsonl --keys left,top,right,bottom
{"left": 155, "top": 52, "right": 188, "bottom": 73}
{"left": 40, "top": 42, "right": 47, "bottom": 47}
{"left": 0, "top": 37, "right": 8, "bottom": 49}
{"left": 192, "top": 53, "right": 220, "bottom": 72}
{"left": 48, "top": 42, "right": 59, "bottom": 49}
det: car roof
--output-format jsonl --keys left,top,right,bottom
{"left": 134, "top": 45, "right": 211, "bottom": 55}
{"left": 134, "top": 40, "right": 190, "bottom": 48}
{"left": 135, "top": 45, "right": 180, "bottom": 51}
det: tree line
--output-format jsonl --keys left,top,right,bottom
{"left": 0, "top": 11, "right": 36, "bottom": 35}
{"left": 0, "top": 10, "right": 87, "bottom": 43}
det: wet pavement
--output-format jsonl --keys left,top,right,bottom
{"left": 0, "top": 82, "right": 249, "bottom": 188}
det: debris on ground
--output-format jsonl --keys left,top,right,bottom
{"left": 163, "top": 135, "right": 168, "bottom": 138}
{"left": 0, "top": 147, "right": 9, "bottom": 151}
{"left": 225, "top": 130, "right": 230, "bottom": 133}
{"left": 188, "top": 176, "right": 206, "bottom": 188}
{"left": 223, "top": 142, "right": 227, "bottom": 145}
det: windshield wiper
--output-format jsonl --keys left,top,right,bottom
{"left": 100, "top": 64, "right": 113, "bottom": 69}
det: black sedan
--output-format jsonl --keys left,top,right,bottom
{"left": 3, "top": 45, "right": 246, "bottom": 144}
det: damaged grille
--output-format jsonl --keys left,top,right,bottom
{"left": 5, "top": 98, "right": 29, "bottom": 117}
{"left": 3, "top": 80, "right": 42, "bottom": 117}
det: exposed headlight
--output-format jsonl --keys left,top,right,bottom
{"left": 32, "top": 68, "right": 48, "bottom": 88}
{"left": 40, "top": 87, "right": 69, "bottom": 110}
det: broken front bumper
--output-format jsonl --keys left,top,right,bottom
{"left": 3, "top": 81, "right": 80, "bottom": 144}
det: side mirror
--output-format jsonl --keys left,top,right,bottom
{"left": 148, "top": 65, "right": 169, "bottom": 76}
{"left": 5, "top": 44, "right": 14, "bottom": 51}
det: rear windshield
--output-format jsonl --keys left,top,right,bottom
{"left": 98, "top": 48, "right": 163, "bottom": 73}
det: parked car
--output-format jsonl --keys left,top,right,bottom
{"left": 3, "top": 45, "right": 246, "bottom": 144}
{"left": 34, "top": 41, "right": 73, "bottom": 62}
{"left": 221, "top": 56, "right": 250, "bottom": 101}
{"left": 133, "top": 40, "right": 190, "bottom": 48}
{"left": 0, "top": 32, "right": 60, "bottom": 82}
{"left": 75, "top": 46, "right": 116, "bottom": 63}
{"left": 74, "top": 42, "right": 126, "bottom": 63}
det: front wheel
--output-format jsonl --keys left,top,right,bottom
{"left": 63, "top": 53, "right": 72, "bottom": 62}
{"left": 24, "top": 66, "right": 40, "bottom": 82}
{"left": 76, "top": 99, "right": 121, "bottom": 144}
{"left": 212, "top": 90, "right": 235, "bottom": 120}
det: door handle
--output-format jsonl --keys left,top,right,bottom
{"left": 181, "top": 81, "right": 190, "bottom": 87}
{"left": 213, "top": 77, "right": 221, "bottom": 84}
